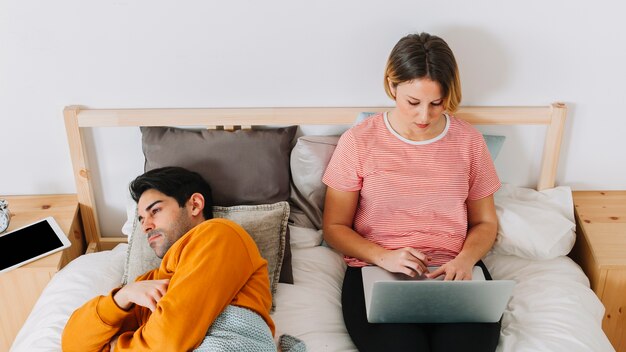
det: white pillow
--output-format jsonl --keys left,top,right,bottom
{"left": 288, "top": 225, "right": 323, "bottom": 249}
{"left": 121, "top": 193, "right": 136, "bottom": 237}
{"left": 492, "top": 184, "right": 575, "bottom": 259}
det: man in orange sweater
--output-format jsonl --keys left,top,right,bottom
{"left": 62, "top": 167, "right": 275, "bottom": 351}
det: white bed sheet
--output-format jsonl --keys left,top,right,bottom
{"left": 483, "top": 253, "right": 612, "bottom": 352}
{"left": 273, "top": 246, "right": 614, "bottom": 352}
{"left": 11, "top": 245, "right": 127, "bottom": 352}
{"left": 11, "top": 241, "right": 614, "bottom": 352}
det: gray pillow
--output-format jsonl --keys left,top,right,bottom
{"left": 141, "top": 126, "right": 297, "bottom": 207}
{"left": 122, "top": 201, "right": 290, "bottom": 310}
{"left": 141, "top": 125, "right": 296, "bottom": 284}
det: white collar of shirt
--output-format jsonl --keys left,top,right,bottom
{"left": 383, "top": 111, "right": 450, "bottom": 145}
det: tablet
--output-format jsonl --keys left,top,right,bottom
{"left": 0, "top": 216, "right": 71, "bottom": 274}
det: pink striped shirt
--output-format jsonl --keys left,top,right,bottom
{"left": 322, "top": 112, "right": 500, "bottom": 267}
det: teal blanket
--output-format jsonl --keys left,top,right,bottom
{"left": 194, "top": 305, "right": 306, "bottom": 352}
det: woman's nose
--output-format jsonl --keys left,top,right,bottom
{"left": 415, "top": 105, "right": 431, "bottom": 123}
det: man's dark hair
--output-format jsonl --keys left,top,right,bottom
{"left": 129, "top": 166, "right": 213, "bottom": 220}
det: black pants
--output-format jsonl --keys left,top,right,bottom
{"left": 342, "top": 262, "right": 501, "bottom": 352}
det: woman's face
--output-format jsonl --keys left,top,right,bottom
{"left": 389, "top": 78, "right": 447, "bottom": 141}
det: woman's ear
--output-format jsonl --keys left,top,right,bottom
{"left": 387, "top": 77, "right": 397, "bottom": 99}
{"left": 188, "top": 193, "right": 205, "bottom": 218}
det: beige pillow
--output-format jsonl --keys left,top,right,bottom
{"left": 122, "top": 201, "right": 289, "bottom": 309}
{"left": 289, "top": 135, "right": 340, "bottom": 230}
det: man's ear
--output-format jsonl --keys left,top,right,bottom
{"left": 188, "top": 193, "right": 205, "bottom": 218}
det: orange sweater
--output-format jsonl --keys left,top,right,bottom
{"left": 62, "top": 218, "right": 274, "bottom": 352}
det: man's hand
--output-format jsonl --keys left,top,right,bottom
{"left": 377, "top": 247, "right": 430, "bottom": 277}
{"left": 113, "top": 279, "right": 170, "bottom": 311}
{"left": 426, "top": 256, "right": 474, "bottom": 281}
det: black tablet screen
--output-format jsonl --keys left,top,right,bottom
{"left": 0, "top": 220, "right": 64, "bottom": 271}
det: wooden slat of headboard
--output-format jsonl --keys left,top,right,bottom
{"left": 64, "top": 103, "right": 567, "bottom": 249}
{"left": 64, "top": 106, "right": 102, "bottom": 244}
{"left": 538, "top": 103, "right": 567, "bottom": 191}
{"left": 74, "top": 106, "right": 553, "bottom": 127}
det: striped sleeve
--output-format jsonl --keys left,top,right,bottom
{"left": 467, "top": 136, "right": 501, "bottom": 200}
{"left": 322, "top": 129, "right": 362, "bottom": 192}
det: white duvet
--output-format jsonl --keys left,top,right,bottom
{"left": 11, "top": 245, "right": 613, "bottom": 352}
{"left": 11, "top": 185, "right": 615, "bottom": 352}
{"left": 274, "top": 242, "right": 614, "bottom": 352}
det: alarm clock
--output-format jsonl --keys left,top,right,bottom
{"left": 0, "top": 199, "right": 10, "bottom": 233}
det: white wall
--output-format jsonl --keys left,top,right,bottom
{"left": 1, "top": 1, "right": 626, "bottom": 235}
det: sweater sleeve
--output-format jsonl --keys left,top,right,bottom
{"left": 61, "top": 287, "right": 141, "bottom": 352}
{"left": 114, "top": 221, "right": 256, "bottom": 351}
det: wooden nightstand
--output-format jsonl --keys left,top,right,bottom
{"left": 570, "top": 191, "right": 626, "bottom": 352}
{"left": 0, "top": 194, "right": 86, "bottom": 352}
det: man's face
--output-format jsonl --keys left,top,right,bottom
{"left": 137, "top": 189, "right": 195, "bottom": 258}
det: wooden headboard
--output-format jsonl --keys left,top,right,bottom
{"left": 64, "top": 103, "right": 567, "bottom": 250}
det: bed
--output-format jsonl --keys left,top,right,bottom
{"left": 11, "top": 103, "right": 615, "bottom": 351}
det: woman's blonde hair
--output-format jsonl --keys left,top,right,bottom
{"left": 384, "top": 33, "right": 462, "bottom": 113}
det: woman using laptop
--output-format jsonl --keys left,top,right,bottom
{"left": 322, "top": 32, "right": 501, "bottom": 351}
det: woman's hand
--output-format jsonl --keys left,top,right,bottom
{"left": 377, "top": 247, "right": 430, "bottom": 277}
{"left": 113, "top": 279, "right": 170, "bottom": 311}
{"left": 426, "top": 195, "right": 498, "bottom": 281}
{"left": 426, "top": 256, "right": 474, "bottom": 281}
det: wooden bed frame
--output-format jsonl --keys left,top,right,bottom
{"left": 63, "top": 103, "right": 567, "bottom": 252}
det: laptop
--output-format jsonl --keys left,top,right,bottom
{"left": 362, "top": 265, "right": 514, "bottom": 323}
